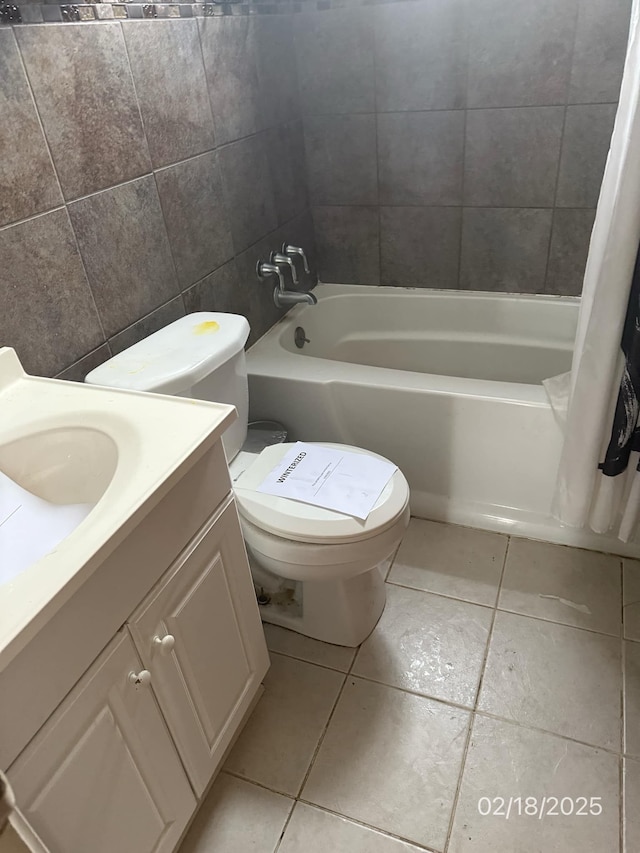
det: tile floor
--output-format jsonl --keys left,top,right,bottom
{"left": 179, "top": 518, "right": 639, "bottom": 853}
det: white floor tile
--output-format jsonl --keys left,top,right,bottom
{"left": 625, "top": 640, "right": 640, "bottom": 758}
{"left": 388, "top": 519, "right": 507, "bottom": 606}
{"left": 302, "top": 677, "right": 470, "bottom": 851}
{"left": 178, "top": 774, "right": 293, "bottom": 853}
{"left": 449, "top": 715, "right": 620, "bottom": 853}
{"left": 224, "top": 653, "right": 344, "bottom": 796}
{"left": 479, "top": 611, "right": 622, "bottom": 750}
{"left": 623, "top": 559, "right": 640, "bottom": 641}
{"left": 262, "top": 623, "right": 356, "bottom": 672}
{"left": 499, "top": 539, "right": 621, "bottom": 636}
{"left": 278, "top": 803, "right": 429, "bottom": 853}
{"left": 352, "top": 583, "right": 492, "bottom": 708}
{"left": 624, "top": 758, "right": 640, "bottom": 853}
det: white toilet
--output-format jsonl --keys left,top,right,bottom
{"left": 86, "top": 312, "right": 410, "bottom": 646}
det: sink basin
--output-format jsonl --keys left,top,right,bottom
{"left": 0, "top": 428, "right": 119, "bottom": 587}
{"left": 0, "top": 426, "right": 118, "bottom": 506}
{"left": 0, "top": 346, "right": 236, "bottom": 670}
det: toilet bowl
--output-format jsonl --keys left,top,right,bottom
{"left": 232, "top": 440, "right": 409, "bottom": 645}
{"left": 86, "top": 312, "right": 410, "bottom": 646}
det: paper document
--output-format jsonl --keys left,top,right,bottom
{"left": 256, "top": 442, "right": 397, "bottom": 520}
{"left": 0, "top": 471, "right": 92, "bottom": 586}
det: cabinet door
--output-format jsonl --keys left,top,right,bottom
{"left": 129, "top": 498, "right": 270, "bottom": 796}
{"left": 7, "top": 632, "right": 196, "bottom": 853}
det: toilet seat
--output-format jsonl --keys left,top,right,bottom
{"left": 233, "top": 442, "right": 410, "bottom": 545}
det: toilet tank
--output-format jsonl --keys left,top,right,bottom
{"left": 85, "top": 313, "right": 251, "bottom": 460}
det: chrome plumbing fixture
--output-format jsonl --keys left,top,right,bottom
{"left": 256, "top": 259, "right": 286, "bottom": 297}
{"left": 256, "top": 251, "right": 317, "bottom": 308}
{"left": 281, "top": 244, "right": 311, "bottom": 274}
{"left": 270, "top": 251, "right": 298, "bottom": 284}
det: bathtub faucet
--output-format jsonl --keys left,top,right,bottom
{"left": 256, "top": 256, "right": 317, "bottom": 308}
{"left": 281, "top": 244, "right": 311, "bottom": 275}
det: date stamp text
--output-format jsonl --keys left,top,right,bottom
{"left": 477, "top": 796, "right": 603, "bottom": 820}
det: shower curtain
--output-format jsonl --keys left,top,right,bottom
{"left": 546, "top": 0, "right": 640, "bottom": 541}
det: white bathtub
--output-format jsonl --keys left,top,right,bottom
{"left": 247, "top": 284, "right": 640, "bottom": 557}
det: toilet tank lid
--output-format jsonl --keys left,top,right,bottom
{"left": 85, "top": 313, "right": 250, "bottom": 394}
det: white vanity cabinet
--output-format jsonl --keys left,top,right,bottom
{"left": 4, "top": 440, "right": 270, "bottom": 853}
{"left": 7, "top": 631, "right": 197, "bottom": 853}
{"left": 128, "top": 496, "right": 270, "bottom": 796}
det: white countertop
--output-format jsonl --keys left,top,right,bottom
{"left": 0, "top": 348, "right": 236, "bottom": 671}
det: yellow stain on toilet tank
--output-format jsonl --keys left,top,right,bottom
{"left": 193, "top": 320, "right": 220, "bottom": 335}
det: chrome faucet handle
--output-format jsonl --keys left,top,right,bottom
{"left": 281, "top": 243, "right": 311, "bottom": 275}
{"left": 256, "top": 260, "right": 286, "bottom": 293}
{"left": 270, "top": 251, "right": 299, "bottom": 285}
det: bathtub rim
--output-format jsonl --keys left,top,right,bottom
{"left": 247, "top": 283, "right": 580, "bottom": 407}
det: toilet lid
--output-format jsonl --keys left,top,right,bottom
{"left": 234, "top": 442, "right": 410, "bottom": 544}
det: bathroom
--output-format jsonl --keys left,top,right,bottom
{"left": 0, "top": 0, "right": 639, "bottom": 850}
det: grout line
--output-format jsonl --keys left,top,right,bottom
{"left": 493, "top": 604, "right": 623, "bottom": 640}
{"left": 151, "top": 165, "right": 184, "bottom": 288}
{"left": 334, "top": 671, "right": 627, "bottom": 758}
{"left": 475, "top": 535, "right": 510, "bottom": 705}
{"left": 9, "top": 29, "right": 112, "bottom": 359}
{"left": 55, "top": 341, "right": 113, "bottom": 380}
{"left": 300, "top": 102, "right": 619, "bottom": 119}
{"left": 265, "top": 662, "right": 477, "bottom": 717}
{"left": 61, "top": 206, "right": 108, "bottom": 342}
{"left": 29, "top": 127, "right": 293, "bottom": 217}
{"left": 59, "top": 169, "right": 155, "bottom": 208}
{"left": 383, "top": 575, "right": 621, "bottom": 640}
{"left": 457, "top": 112, "right": 467, "bottom": 289}
{"left": 442, "top": 711, "right": 476, "bottom": 853}
{"left": 120, "top": 22, "right": 183, "bottom": 289}
{"left": 443, "top": 535, "right": 510, "bottom": 851}
{"left": 292, "top": 201, "right": 598, "bottom": 212}
{"left": 152, "top": 146, "right": 219, "bottom": 176}
{"left": 0, "top": 199, "right": 600, "bottom": 235}
{"left": 108, "top": 293, "right": 186, "bottom": 348}
{"left": 272, "top": 800, "right": 297, "bottom": 853}
{"left": 543, "top": 103, "right": 568, "bottom": 295}
{"left": 11, "top": 26, "right": 65, "bottom": 208}
{"left": 194, "top": 12, "right": 220, "bottom": 146}
{"left": 292, "top": 799, "right": 441, "bottom": 852}
{"left": 264, "top": 646, "right": 354, "bottom": 676}
{"left": 221, "top": 769, "right": 296, "bottom": 801}
{"left": 544, "top": 0, "right": 579, "bottom": 297}
{"left": 620, "top": 753, "right": 625, "bottom": 853}
{"left": 370, "top": 5, "right": 383, "bottom": 285}
{"left": 471, "top": 707, "right": 625, "bottom": 758}
{"left": 295, "top": 670, "right": 349, "bottom": 798}
{"left": 384, "top": 579, "right": 498, "bottom": 611}
{"left": 457, "top": 4, "right": 470, "bottom": 290}
{"left": 0, "top": 203, "right": 67, "bottom": 235}
{"left": 119, "top": 18, "right": 154, "bottom": 170}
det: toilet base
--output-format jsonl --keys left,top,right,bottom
{"left": 251, "top": 556, "right": 390, "bottom": 647}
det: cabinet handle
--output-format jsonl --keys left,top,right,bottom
{"left": 153, "top": 634, "right": 176, "bottom": 654}
{"left": 128, "top": 670, "right": 152, "bottom": 686}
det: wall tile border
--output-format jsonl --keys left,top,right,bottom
{"left": 2, "top": 0, "right": 416, "bottom": 25}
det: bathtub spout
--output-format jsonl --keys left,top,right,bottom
{"left": 273, "top": 289, "right": 317, "bottom": 307}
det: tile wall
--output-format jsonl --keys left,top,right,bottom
{"left": 299, "top": 0, "right": 632, "bottom": 294}
{"left": 1, "top": 0, "right": 634, "bottom": 378}
{"left": 0, "top": 16, "right": 313, "bottom": 378}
